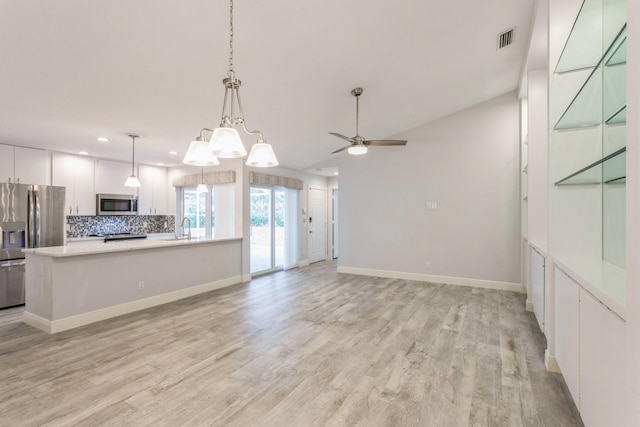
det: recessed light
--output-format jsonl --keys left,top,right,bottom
{"left": 157, "top": 163, "right": 165, "bottom": 166}
{"left": 79, "top": 151, "right": 89, "bottom": 155}
{"left": 169, "top": 151, "right": 178, "bottom": 155}
{"left": 334, "top": 172, "right": 339, "bottom": 175}
{"left": 96, "top": 137, "right": 109, "bottom": 142}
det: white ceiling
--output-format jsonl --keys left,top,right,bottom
{"left": 0, "top": 0, "right": 536, "bottom": 174}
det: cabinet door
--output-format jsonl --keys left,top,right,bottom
{"left": 0, "top": 144, "right": 14, "bottom": 183}
{"left": 52, "top": 153, "right": 76, "bottom": 215}
{"left": 554, "top": 266, "right": 580, "bottom": 408}
{"left": 137, "top": 165, "right": 154, "bottom": 215}
{"left": 74, "top": 156, "right": 95, "bottom": 215}
{"left": 95, "top": 159, "right": 137, "bottom": 197}
{"left": 152, "top": 167, "right": 168, "bottom": 215}
{"left": 15, "top": 146, "right": 49, "bottom": 185}
{"left": 579, "top": 291, "right": 626, "bottom": 427}
{"left": 529, "top": 247, "right": 545, "bottom": 332}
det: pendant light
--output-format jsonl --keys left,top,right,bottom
{"left": 183, "top": 129, "right": 220, "bottom": 166}
{"left": 187, "top": 0, "right": 278, "bottom": 167}
{"left": 124, "top": 134, "right": 141, "bottom": 187}
{"left": 196, "top": 167, "right": 208, "bottom": 193}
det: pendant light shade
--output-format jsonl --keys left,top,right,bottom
{"left": 246, "top": 140, "right": 279, "bottom": 167}
{"left": 196, "top": 167, "right": 208, "bottom": 193}
{"left": 189, "top": 0, "right": 277, "bottom": 167}
{"left": 183, "top": 138, "right": 220, "bottom": 166}
{"left": 124, "top": 134, "right": 141, "bottom": 187}
{"left": 125, "top": 175, "right": 141, "bottom": 187}
{"left": 347, "top": 145, "right": 368, "bottom": 155}
{"left": 208, "top": 127, "right": 246, "bottom": 158}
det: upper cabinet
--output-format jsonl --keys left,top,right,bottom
{"left": 95, "top": 159, "right": 138, "bottom": 197}
{"left": 0, "top": 144, "right": 50, "bottom": 185}
{"left": 138, "top": 164, "right": 168, "bottom": 215}
{"left": 52, "top": 153, "right": 95, "bottom": 215}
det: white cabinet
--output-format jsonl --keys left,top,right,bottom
{"left": 138, "top": 164, "right": 168, "bottom": 215}
{"left": 0, "top": 145, "right": 50, "bottom": 185}
{"left": 554, "top": 264, "right": 626, "bottom": 426}
{"left": 95, "top": 159, "right": 137, "bottom": 197}
{"left": 579, "top": 291, "right": 626, "bottom": 427}
{"left": 52, "top": 153, "right": 95, "bottom": 215}
{"left": 554, "top": 267, "right": 580, "bottom": 407}
{"left": 530, "top": 246, "right": 545, "bottom": 333}
{"left": 0, "top": 144, "right": 13, "bottom": 182}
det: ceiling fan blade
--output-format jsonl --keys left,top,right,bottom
{"left": 332, "top": 145, "right": 351, "bottom": 154}
{"left": 364, "top": 139, "right": 408, "bottom": 146}
{"left": 329, "top": 132, "right": 356, "bottom": 143}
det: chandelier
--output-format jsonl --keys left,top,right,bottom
{"left": 184, "top": 0, "right": 278, "bottom": 168}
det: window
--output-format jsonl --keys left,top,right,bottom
{"left": 180, "top": 183, "right": 234, "bottom": 238}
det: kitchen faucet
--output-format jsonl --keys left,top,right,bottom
{"left": 180, "top": 217, "right": 192, "bottom": 240}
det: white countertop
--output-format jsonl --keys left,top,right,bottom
{"left": 23, "top": 235, "right": 243, "bottom": 258}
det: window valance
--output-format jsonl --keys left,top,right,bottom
{"left": 172, "top": 171, "right": 235, "bottom": 187}
{"left": 249, "top": 172, "right": 303, "bottom": 190}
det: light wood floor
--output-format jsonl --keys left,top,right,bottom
{"left": 0, "top": 261, "right": 582, "bottom": 426}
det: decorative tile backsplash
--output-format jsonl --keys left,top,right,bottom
{"left": 66, "top": 215, "right": 175, "bottom": 237}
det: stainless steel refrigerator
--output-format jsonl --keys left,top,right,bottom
{"left": 0, "top": 183, "right": 65, "bottom": 308}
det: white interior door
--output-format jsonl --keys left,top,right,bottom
{"left": 308, "top": 187, "right": 327, "bottom": 263}
{"left": 332, "top": 189, "right": 338, "bottom": 259}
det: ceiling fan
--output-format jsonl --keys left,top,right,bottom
{"left": 330, "top": 87, "right": 407, "bottom": 155}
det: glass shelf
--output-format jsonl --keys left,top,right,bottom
{"left": 605, "top": 104, "right": 626, "bottom": 124}
{"left": 555, "top": 0, "right": 604, "bottom": 73}
{"left": 554, "top": 25, "right": 626, "bottom": 130}
{"left": 555, "top": 147, "right": 626, "bottom": 185}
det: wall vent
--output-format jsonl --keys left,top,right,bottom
{"left": 497, "top": 27, "right": 516, "bottom": 49}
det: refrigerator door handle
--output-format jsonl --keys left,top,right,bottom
{"left": 27, "top": 188, "right": 34, "bottom": 248}
{"left": 34, "top": 187, "right": 41, "bottom": 247}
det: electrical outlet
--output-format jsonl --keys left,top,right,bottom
{"left": 432, "top": 202, "right": 437, "bottom": 210}
{"left": 425, "top": 261, "right": 431, "bottom": 269}
{"left": 138, "top": 281, "right": 144, "bottom": 290}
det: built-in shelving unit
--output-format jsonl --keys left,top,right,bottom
{"left": 555, "top": 147, "right": 625, "bottom": 185}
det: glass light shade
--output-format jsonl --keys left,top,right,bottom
{"left": 183, "top": 140, "right": 220, "bottom": 166}
{"left": 196, "top": 183, "right": 208, "bottom": 193}
{"left": 347, "top": 145, "right": 368, "bottom": 155}
{"left": 246, "top": 142, "right": 279, "bottom": 167}
{"left": 124, "top": 175, "right": 141, "bottom": 188}
{"left": 208, "top": 127, "right": 247, "bottom": 158}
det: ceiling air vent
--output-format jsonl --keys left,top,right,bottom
{"left": 497, "top": 27, "right": 516, "bottom": 50}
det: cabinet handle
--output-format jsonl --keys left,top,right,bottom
{"left": 154, "top": 208, "right": 156, "bottom": 214}
{"left": 76, "top": 206, "right": 79, "bottom": 215}
{"left": 16, "top": 178, "right": 19, "bottom": 184}
{"left": 69, "top": 206, "right": 72, "bottom": 215}
{"left": 8, "top": 177, "right": 11, "bottom": 184}
{"left": 149, "top": 208, "right": 152, "bottom": 214}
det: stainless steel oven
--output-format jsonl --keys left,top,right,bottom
{"left": 96, "top": 194, "right": 138, "bottom": 216}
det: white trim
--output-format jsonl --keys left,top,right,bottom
{"left": 297, "top": 259, "right": 310, "bottom": 268}
{"left": 23, "top": 276, "right": 242, "bottom": 334}
{"left": 545, "top": 349, "right": 561, "bottom": 373}
{"left": 241, "top": 274, "right": 252, "bottom": 283}
{"left": 337, "top": 266, "right": 525, "bottom": 293}
{"left": 526, "top": 298, "right": 534, "bottom": 312}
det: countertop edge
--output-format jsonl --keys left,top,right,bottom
{"left": 22, "top": 236, "right": 244, "bottom": 258}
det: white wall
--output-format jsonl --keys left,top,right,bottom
{"left": 337, "top": 92, "right": 521, "bottom": 284}
{"left": 626, "top": 1, "right": 640, "bottom": 424}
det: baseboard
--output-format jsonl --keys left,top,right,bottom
{"left": 545, "top": 349, "right": 562, "bottom": 373}
{"left": 526, "top": 298, "right": 534, "bottom": 312}
{"left": 336, "top": 266, "right": 524, "bottom": 293}
{"left": 241, "top": 274, "right": 252, "bottom": 283}
{"left": 23, "top": 275, "right": 242, "bottom": 334}
{"left": 298, "top": 260, "right": 310, "bottom": 268}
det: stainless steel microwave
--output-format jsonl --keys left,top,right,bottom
{"left": 96, "top": 194, "right": 138, "bottom": 216}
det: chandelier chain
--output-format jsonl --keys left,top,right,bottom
{"left": 228, "top": 0, "right": 234, "bottom": 77}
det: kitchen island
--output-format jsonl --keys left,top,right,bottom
{"left": 22, "top": 236, "right": 244, "bottom": 333}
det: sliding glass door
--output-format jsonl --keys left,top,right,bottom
{"left": 250, "top": 186, "right": 285, "bottom": 275}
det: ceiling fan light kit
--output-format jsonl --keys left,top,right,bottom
{"left": 183, "top": 0, "right": 277, "bottom": 168}
{"left": 330, "top": 87, "right": 407, "bottom": 155}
